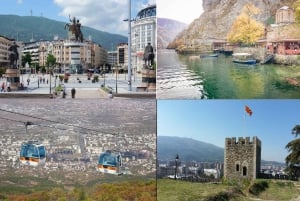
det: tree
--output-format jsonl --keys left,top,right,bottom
{"left": 46, "top": 54, "right": 56, "bottom": 74}
{"left": 227, "top": 3, "right": 265, "bottom": 45}
{"left": 21, "top": 52, "right": 32, "bottom": 68}
{"left": 46, "top": 54, "right": 56, "bottom": 67}
{"left": 285, "top": 125, "right": 300, "bottom": 180}
{"left": 294, "top": 0, "right": 300, "bottom": 23}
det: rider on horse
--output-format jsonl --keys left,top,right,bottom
{"left": 144, "top": 43, "right": 154, "bottom": 68}
{"left": 8, "top": 41, "right": 19, "bottom": 68}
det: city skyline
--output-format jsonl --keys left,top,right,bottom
{"left": 157, "top": 100, "right": 299, "bottom": 163}
{"left": 0, "top": 0, "right": 155, "bottom": 35}
{"left": 157, "top": 0, "right": 203, "bottom": 24}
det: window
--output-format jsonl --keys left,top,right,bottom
{"left": 243, "top": 166, "right": 247, "bottom": 176}
{"left": 236, "top": 164, "right": 240, "bottom": 171}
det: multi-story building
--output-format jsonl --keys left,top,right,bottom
{"left": 132, "top": 4, "right": 156, "bottom": 72}
{"left": 0, "top": 35, "right": 13, "bottom": 68}
{"left": 0, "top": 36, "right": 22, "bottom": 69}
{"left": 117, "top": 43, "right": 128, "bottom": 72}
{"left": 22, "top": 39, "right": 108, "bottom": 73}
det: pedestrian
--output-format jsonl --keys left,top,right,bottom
{"left": 27, "top": 78, "right": 30, "bottom": 86}
{"left": 47, "top": 79, "right": 48, "bottom": 84}
{"left": 7, "top": 81, "right": 10, "bottom": 92}
{"left": 71, "top": 88, "right": 76, "bottom": 98}
{"left": 1, "top": 82, "right": 5, "bottom": 92}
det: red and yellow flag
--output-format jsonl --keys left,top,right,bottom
{"left": 245, "top": 105, "right": 252, "bottom": 116}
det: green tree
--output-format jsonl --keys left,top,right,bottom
{"left": 21, "top": 52, "right": 32, "bottom": 68}
{"left": 227, "top": 3, "right": 265, "bottom": 45}
{"left": 46, "top": 54, "right": 56, "bottom": 74}
{"left": 294, "top": 0, "right": 300, "bottom": 23}
{"left": 46, "top": 54, "right": 56, "bottom": 67}
{"left": 285, "top": 125, "right": 300, "bottom": 180}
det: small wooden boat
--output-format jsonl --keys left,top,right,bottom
{"left": 232, "top": 53, "right": 256, "bottom": 65}
{"left": 208, "top": 54, "right": 219, "bottom": 57}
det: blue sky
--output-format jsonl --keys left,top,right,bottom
{"left": 157, "top": 100, "right": 300, "bottom": 163}
{"left": 0, "top": 0, "right": 155, "bottom": 35}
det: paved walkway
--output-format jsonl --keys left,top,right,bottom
{"left": 0, "top": 73, "right": 156, "bottom": 99}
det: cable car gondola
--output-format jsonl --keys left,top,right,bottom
{"left": 97, "top": 150, "right": 122, "bottom": 175}
{"left": 20, "top": 140, "right": 46, "bottom": 166}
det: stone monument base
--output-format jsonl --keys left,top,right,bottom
{"left": 5, "top": 68, "right": 20, "bottom": 91}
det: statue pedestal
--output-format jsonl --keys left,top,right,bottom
{"left": 5, "top": 68, "right": 20, "bottom": 91}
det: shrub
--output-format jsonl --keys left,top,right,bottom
{"left": 249, "top": 180, "right": 269, "bottom": 195}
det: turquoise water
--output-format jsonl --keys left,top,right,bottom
{"left": 157, "top": 49, "right": 300, "bottom": 99}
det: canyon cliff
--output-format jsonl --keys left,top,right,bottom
{"left": 167, "top": 0, "right": 295, "bottom": 49}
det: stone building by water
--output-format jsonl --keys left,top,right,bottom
{"left": 224, "top": 136, "right": 261, "bottom": 180}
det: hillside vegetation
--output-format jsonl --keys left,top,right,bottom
{"left": 0, "top": 15, "right": 127, "bottom": 50}
{"left": 158, "top": 179, "right": 300, "bottom": 201}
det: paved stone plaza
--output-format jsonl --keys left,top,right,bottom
{"left": 0, "top": 72, "right": 153, "bottom": 99}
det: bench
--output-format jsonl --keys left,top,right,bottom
{"left": 136, "top": 86, "right": 147, "bottom": 92}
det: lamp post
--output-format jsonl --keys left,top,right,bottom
{"left": 175, "top": 154, "right": 179, "bottom": 180}
{"left": 115, "top": 65, "right": 118, "bottom": 94}
{"left": 126, "top": 0, "right": 132, "bottom": 91}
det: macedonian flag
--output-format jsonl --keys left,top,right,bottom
{"left": 245, "top": 105, "right": 252, "bottom": 116}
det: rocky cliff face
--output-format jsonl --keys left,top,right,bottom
{"left": 157, "top": 18, "right": 187, "bottom": 49}
{"left": 168, "top": 0, "right": 295, "bottom": 49}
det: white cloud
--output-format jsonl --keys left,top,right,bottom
{"left": 17, "top": 0, "right": 23, "bottom": 4}
{"left": 157, "top": 0, "right": 203, "bottom": 24}
{"left": 54, "top": 0, "right": 154, "bottom": 35}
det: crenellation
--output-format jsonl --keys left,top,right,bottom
{"left": 224, "top": 136, "right": 261, "bottom": 180}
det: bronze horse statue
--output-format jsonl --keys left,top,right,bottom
{"left": 144, "top": 43, "right": 155, "bottom": 68}
{"left": 65, "top": 16, "right": 83, "bottom": 42}
{"left": 8, "top": 42, "right": 19, "bottom": 69}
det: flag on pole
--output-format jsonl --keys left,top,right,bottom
{"left": 245, "top": 105, "right": 252, "bottom": 116}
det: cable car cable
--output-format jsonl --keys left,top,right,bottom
{"left": 0, "top": 108, "right": 117, "bottom": 135}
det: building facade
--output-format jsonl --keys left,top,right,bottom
{"left": 224, "top": 136, "right": 261, "bottom": 180}
{"left": 22, "top": 39, "right": 107, "bottom": 73}
{"left": 0, "top": 36, "right": 22, "bottom": 69}
{"left": 132, "top": 4, "right": 156, "bottom": 72}
{"left": 276, "top": 6, "right": 295, "bottom": 25}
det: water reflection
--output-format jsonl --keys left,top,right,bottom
{"left": 157, "top": 49, "right": 300, "bottom": 99}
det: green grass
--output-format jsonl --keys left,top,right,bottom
{"left": 157, "top": 179, "right": 300, "bottom": 201}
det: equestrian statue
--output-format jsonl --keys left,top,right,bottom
{"left": 65, "top": 15, "right": 84, "bottom": 42}
{"left": 8, "top": 42, "right": 19, "bottom": 69}
{"left": 144, "top": 43, "right": 155, "bottom": 68}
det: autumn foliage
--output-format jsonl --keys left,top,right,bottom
{"left": 4, "top": 180, "right": 156, "bottom": 201}
{"left": 227, "top": 3, "right": 265, "bottom": 45}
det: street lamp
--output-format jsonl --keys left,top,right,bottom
{"left": 175, "top": 154, "right": 179, "bottom": 180}
{"left": 115, "top": 65, "right": 118, "bottom": 94}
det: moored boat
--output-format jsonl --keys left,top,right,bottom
{"left": 232, "top": 53, "right": 256, "bottom": 65}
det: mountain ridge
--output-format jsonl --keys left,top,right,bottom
{"left": 0, "top": 15, "right": 127, "bottom": 50}
{"left": 157, "top": 136, "right": 224, "bottom": 162}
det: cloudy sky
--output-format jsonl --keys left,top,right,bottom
{"left": 157, "top": 0, "right": 203, "bottom": 24}
{"left": 1, "top": 0, "right": 155, "bottom": 35}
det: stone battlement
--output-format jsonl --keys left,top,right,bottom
{"left": 226, "top": 136, "right": 261, "bottom": 146}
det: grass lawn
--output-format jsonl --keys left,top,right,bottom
{"left": 157, "top": 179, "right": 300, "bottom": 201}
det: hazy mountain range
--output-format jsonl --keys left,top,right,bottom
{"left": 157, "top": 136, "right": 224, "bottom": 162}
{"left": 0, "top": 15, "right": 127, "bottom": 50}
{"left": 158, "top": 136, "right": 286, "bottom": 166}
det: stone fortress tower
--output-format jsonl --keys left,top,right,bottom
{"left": 224, "top": 136, "right": 261, "bottom": 180}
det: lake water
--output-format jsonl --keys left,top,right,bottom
{"left": 157, "top": 49, "right": 300, "bottom": 99}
